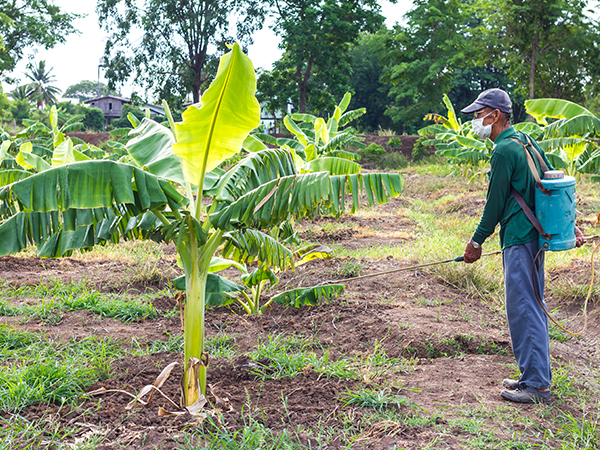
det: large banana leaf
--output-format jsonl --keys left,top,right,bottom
{"left": 455, "top": 135, "right": 486, "bottom": 150}
{"left": 328, "top": 173, "right": 403, "bottom": 214}
{"left": 252, "top": 133, "right": 305, "bottom": 151}
{"left": 544, "top": 149, "right": 569, "bottom": 169}
{"left": 321, "top": 132, "right": 357, "bottom": 153}
{"left": 0, "top": 161, "right": 187, "bottom": 256}
{"left": 222, "top": 228, "right": 295, "bottom": 271}
{"left": 126, "top": 118, "right": 185, "bottom": 185}
{"left": 543, "top": 115, "right": 600, "bottom": 138}
{"left": 302, "top": 157, "right": 361, "bottom": 175}
{"left": 513, "top": 122, "right": 543, "bottom": 136}
{"left": 289, "top": 113, "right": 317, "bottom": 123}
{"left": 577, "top": 146, "right": 600, "bottom": 173}
{"left": 51, "top": 139, "right": 91, "bottom": 167}
{"left": 211, "top": 148, "right": 297, "bottom": 202}
{"left": 0, "top": 169, "right": 30, "bottom": 187}
{"left": 442, "top": 94, "right": 461, "bottom": 132}
{"left": 271, "top": 284, "right": 345, "bottom": 307}
{"left": 173, "top": 43, "right": 260, "bottom": 187}
{"left": 418, "top": 124, "right": 449, "bottom": 136}
{"left": 525, "top": 98, "right": 593, "bottom": 125}
{"left": 283, "top": 116, "right": 309, "bottom": 147}
{"left": 321, "top": 150, "right": 360, "bottom": 161}
{"left": 338, "top": 108, "right": 366, "bottom": 128}
{"left": 15, "top": 142, "right": 51, "bottom": 172}
{"left": 242, "top": 134, "right": 268, "bottom": 153}
{"left": 210, "top": 172, "right": 331, "bottom": 230}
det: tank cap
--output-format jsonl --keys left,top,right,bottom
{"left": 544, "top": 170, "right": 565, "bottom": 179}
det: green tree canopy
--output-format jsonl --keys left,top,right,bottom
{"left": 96, "top": 0, "right": 266, "bottom": 104}
{"left": 264, "top": 0, "right": 384, "bottom": 114}
{"left": 381, "top": 0, "right": 469, "bottom": 131}
{"left": 347, "top": 31, "right": 395, "bottom": 133}
{"left": 0, "top": 1, "right": 78, "bottom": 79}
{"left": 494, "top": 0, "right": 600, "bottom": 102}
{"left": 64, "top": 80, "right": 116, "bottom": 102}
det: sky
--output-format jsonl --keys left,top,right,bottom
{"left": 2, "top": 0, "right": 413, "bottom": 99}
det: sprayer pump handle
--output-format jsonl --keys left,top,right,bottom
{"left": 454, "top": 256, "right": 465, "bottom": 262}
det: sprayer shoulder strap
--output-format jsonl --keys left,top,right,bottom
{"left": 510, "top": 186, "right": 551, "bottom": 240}
{"left": 509, "top": 136, "right": 550, "bottom": 195}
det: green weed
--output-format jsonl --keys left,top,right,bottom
{"left": 336, "top": 259, "right": 364, "bottom": 278}
{"left": 340, "top": 387, "right": 410, "bottom": 410}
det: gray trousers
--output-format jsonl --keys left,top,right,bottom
{"left": 502, "top": 239, "right": 551, "bottom": 389}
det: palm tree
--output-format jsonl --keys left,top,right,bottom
{"left": 9, "top": 85, "right": 30, "bottom": 101}
{"left": 25, "top": 61, "right": 61, "bottom": 108}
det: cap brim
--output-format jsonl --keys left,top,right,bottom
{"left": 460, "top": 101, "right": 486, "bottom": 114}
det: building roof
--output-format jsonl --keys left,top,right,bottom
{"left": 83, "top": 95, "right": 132, "bottom": 104}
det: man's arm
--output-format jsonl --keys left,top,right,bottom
{"left": 464, "top": 152, "right": 512, "bottom": 263}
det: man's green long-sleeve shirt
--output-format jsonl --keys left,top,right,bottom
{"left": 471, "top": 126, "right": 553, "bottom": 250}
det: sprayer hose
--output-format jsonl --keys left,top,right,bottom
{"left": 531, "top": 241, "right": 600, "bottom": 337}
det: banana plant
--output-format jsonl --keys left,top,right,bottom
{"left": 419, "top": 94, "right": 493, "bottom": 182}
{"left": 0, "top": 44, "right": 402, "bottom": 408}
{"left": 525, "top": 98, "right": 600, "bottom": 178}
{"left": 254, "top": 92, "right": 366, "bottom": 175}
{"left": 175, "top": 244, "right": 342, "bottom": 315}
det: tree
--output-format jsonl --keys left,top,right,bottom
{"left": 381, "top": 0, "right": 470, "bottom": 133}
{"left": 64, "top": 80, "right": 116, "bottom": 102}
{"left": 347, "top": 31, "right": 396, "bottom": 133}
{"left": 494, "top": 0, "right": 600, "bottom": 101}
{"left": 25, "top": 60, "right": 61, "bottom": 108}
{"left": 9, "top": 85, "right": 28, "bottom": 101}
{"left": 0, "top": 1, "right": 78, "bottom": 78}
{"left": 96, "top": 0, "right": 266, "bottom": 104}
{"left": 9, "top": 99, "right": 31, "bottom": 124}
{"left": 268, "top": 0, "right": 384, "bottom": 114}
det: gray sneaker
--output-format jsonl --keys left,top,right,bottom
{"left": 501, "top": 385, "right": 551, "bottom": 404}
{"left": 502, "top": 379, "right": 520, "bottom": 390}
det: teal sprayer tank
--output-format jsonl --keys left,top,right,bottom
{"left": 535, "top": 170, "right": 576, "bottom": 251}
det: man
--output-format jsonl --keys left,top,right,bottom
{"left": 461, "top": 88, "right": 584, "bottom": 404}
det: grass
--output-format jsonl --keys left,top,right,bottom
{"left": 144, "top": 331, "right": 238, "bottom": 358}
{"left": 0, "top": 278, "right": 161, "bottom": 323}
{"left": 0, "top": 327, "right": 124, "bottom": 413}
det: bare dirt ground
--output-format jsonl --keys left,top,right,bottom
{"left": 1, "top": 172, "right": 599, "bottom": 449}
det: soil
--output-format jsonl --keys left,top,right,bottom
{"left": 67, "top": 132, "right": 112, "bottom": 146}
{"left": 1, "top": 173, "right": 600, "bottom": 449}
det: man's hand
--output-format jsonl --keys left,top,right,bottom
{"left": 576, "top": 227, "right": 585, "bottom": 247}
{"left": 464, "top": 240, "right": 482, "bottom": 263}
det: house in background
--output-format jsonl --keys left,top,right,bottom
{"left": 84, "top": 95, "right": 131, "bottom": 126}
{"left": 84, "top": 95, "right": 165, "bottom": 127}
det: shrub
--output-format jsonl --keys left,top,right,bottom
{"left": 111, "top": 104, "right": 145, "bottom": 128}
{"left": 387, "top": 136, "right": 402, "bottom": 148}
{"left": 412, "top": 136, "right": 431, "bottom": 161}
{"left": 357, "top": 143, "right": 386, "bottom": 164}
{"left": 9, "top": 99, "right": 31, "bottom": 125}
{"left": 82, "top": 108, "right": 105, "bottom": 131}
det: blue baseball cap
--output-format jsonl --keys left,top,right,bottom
{"left": 461, "top": 88, "right": 512, "bottom": 114}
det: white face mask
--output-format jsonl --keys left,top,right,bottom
{"left": 472, "top": 111, "right": 494, "bottom": 139}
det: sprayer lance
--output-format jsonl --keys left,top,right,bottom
{"left": 322, "top": 251, "right": 502, "bottom": 285}
{"left": 323, "top": 237, "right": 599, "bottom": 285}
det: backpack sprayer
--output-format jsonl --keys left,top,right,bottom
{"left": 324, "top": 136, "right": 600, "bottom": 336}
